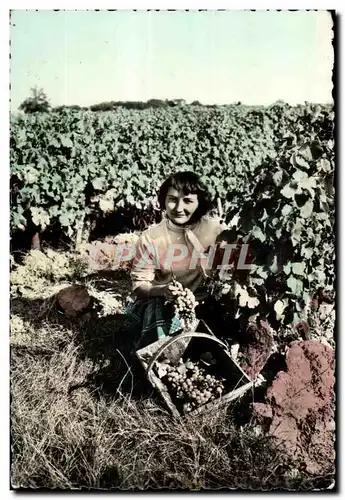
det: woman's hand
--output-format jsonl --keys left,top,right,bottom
{"left": 134, "top": 280, "right": 184, "bottom": 301}
{"left": 164, "top": 281, "right": 183, "bottom": 302}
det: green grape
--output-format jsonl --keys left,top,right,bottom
{"left": 171, "top": 279, "right": 197, "bottom": 329}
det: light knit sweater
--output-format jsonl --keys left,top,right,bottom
{"left": 130, "top": 215, "right": 227, "bottom": 299}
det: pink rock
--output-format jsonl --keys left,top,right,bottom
{"left": 255, "top": 340, "right": 335, "bottom": 475}
{"left": 252, "top": 402, "right": 273, "bottom": 421}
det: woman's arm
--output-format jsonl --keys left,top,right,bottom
{"left": 131, "top": 232, "right": 174, "bottom": 300}
{"left": 133, "top": 281, "right": 167, "bottom": 299}
{"left": 133, "top": 281, "right": 180, "bottom": 301}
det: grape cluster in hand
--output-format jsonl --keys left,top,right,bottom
{"left": 170, "top": 279, "right": 198, "bottom": 330}
{"left": 158, "top": 357, "right": 226, "bottom": 414}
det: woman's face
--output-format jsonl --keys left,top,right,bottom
{"left": 165, "top": 187, "right": 199, "bottom": 225}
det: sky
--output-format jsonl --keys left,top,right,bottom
{"left": 9, "top": 10, "right": 334, "bottom": 110}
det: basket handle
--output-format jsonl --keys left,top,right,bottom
{"left": 146, "top": 331, "right": 229, "bottom": 379}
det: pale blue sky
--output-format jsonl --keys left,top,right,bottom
{"left": 10, "top": 10, "right": 333, "bottom": 110}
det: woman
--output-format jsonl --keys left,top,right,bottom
{"left": 126, "top": 171, "right": 228, "bottom": 349}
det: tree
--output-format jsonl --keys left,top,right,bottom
{"left": 19, "top": 87, "right": 51, "bottom": 113}
{"left": 146, "top": 99, "right": 166, "bottom": 108}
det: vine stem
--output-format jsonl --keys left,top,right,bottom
{"left": 31, "top": 231, "right": 41, "bottom": 250}
{"left": 75, "top": 227, "right": 84, "bottom": 250}
{"left": 216, "top": 197, "right": 224, "bottom": 220}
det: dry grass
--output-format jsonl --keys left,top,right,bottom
{"left": 10, "top": 248, "right": 334, "bottom": 491}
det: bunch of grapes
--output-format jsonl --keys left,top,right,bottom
{"left": 156, "top": 357, "right": 226, "bottom": 415}
{"left": 170, "top": 279, "right": 198, "bottom": 330}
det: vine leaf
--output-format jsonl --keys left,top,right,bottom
{"left": 50, "top": 137, "right": 60, "bottom": 148}
{"left": 299, "top": 176, "right": 317, "bottom": 191}
{"left": 287, "top": 276, "right": 304, "bottom": 296}
{"left": 234, "top": 283, "right": 260, "bottom": 309}
{"left": 99, "top": 198, "right": 114, "bottom": 213}
{"left": 283, "top": 262, "right": 292, "bottom": 275}
{"left": 60, "top": 135, "right": 73, "bottom": 148}
{"left": 256, "top": 267, "right": 269, "bottom": 279}
{"left": 291, "top": 220, "right": 303, "bottom": 246}
{"left": 299, "top": 144, "right": 313, "bottom": 161}
{"left": 292, "top": 153, "right": 310, "bottom": 170}
{"left": 30, "top": 207, "right": 50, "bottom": 231}
{"left": 92, "top": 177, "right": 107, "bottom": 191}
{"left": 274, "top": 299, "right": 288, "bottom": 320}
{"left": 59, "top": 213, "right": 70, "bottom": 227}
{"left": 301, "top": 246, "right": 313, "bottom": 259}
{"left": 251, "top": 226, "right": 266, "bottom": 242}
{"left": 292, "top": 262, "right": 306, "bottom": 276}
{"left": 281, "top": 184, "right": 297, "bottom": 199}
{"left": 292, "top": 169, "right": 308, "bottom": 182}
{"left": 269, "top": 255, "right": 280, "bottom": 274}
{"left": 300, "top": 200, "right": 314, "bottom": 218}
{"left": 319, "top": 158, "right": 331, "bottom": 172}
{"left": 282, "top": 204, "right": 293, "bottom": 216}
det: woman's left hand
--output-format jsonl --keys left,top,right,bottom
{"left": 163, "top": 282, "right": 183, "bottom": 302}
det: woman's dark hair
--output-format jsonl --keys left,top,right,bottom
{"left": 157, "top": 171, "right": 214, "bottom": 221}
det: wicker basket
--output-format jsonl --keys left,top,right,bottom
{"left": 135, "top": 319, "right": 253, "bottom": 418}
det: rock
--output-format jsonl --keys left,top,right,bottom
{"left": 56, "top": 285, "right": 91, "bottom": 317}
{"left": 237, "top": 319, "right": 274, "bottom": 379}
{"left": 80, "top": 239, "right": 136, "bottom": 271}
{"left": 252, "top": 402, "right": 273, "bottom": 421}
{"left": 82, "top": 241, "right": 117, "bottom": 271}
{"left": 252, "top": 340, "right": 335, "bottom": 475}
